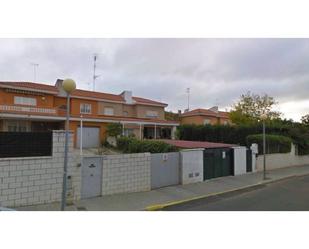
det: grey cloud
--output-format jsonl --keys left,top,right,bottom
{"left": 0, "top": 38, "right": 308, "bottom": 120}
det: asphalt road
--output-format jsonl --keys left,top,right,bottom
{"left": 163, "top": 174, "right": 309, "bottom": 211}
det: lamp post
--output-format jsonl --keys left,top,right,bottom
{"left": 61, "top": 78, "right": 76, "bottom": 211}
{"left": 260, "top": 113, "right": 267, "bottom": 180}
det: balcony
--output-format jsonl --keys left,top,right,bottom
{"left": 0, "top": 105, "right": 57, "bottom": 115}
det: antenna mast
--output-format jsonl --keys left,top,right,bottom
{"left": 30, "top": 63, "right": 39, "bottom": 82}
{"left": 92, "top": 54, "right": 100, "bottom": 91}
{"left": 186, "top": 88, "right": 190, "bottom": 111}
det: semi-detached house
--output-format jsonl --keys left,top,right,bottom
{"left": 0, "top": 79, "right": 179, "bottom": 147}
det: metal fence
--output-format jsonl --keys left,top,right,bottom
{"left": 0, "top": 132, "right": 53, "bottom": 158}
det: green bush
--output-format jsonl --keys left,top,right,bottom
{"left": 116, "top": 137, "right": 178, "bottom": 153}
{"left": 246, "top": 134, "right": 292, "bottom": 154}
{"left": 177, "top": 123, "right": 309, "bottom": 155}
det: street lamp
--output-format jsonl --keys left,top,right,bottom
{"left": 260, "top": 113, "right": 267, "bottom": 180}
{"left": 61, "top": 78, "right": 76, "bottom": 211}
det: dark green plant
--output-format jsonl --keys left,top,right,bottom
{"left": 246, "top": 134, "right": 292, "bottom": 154}
{"left": 116, "top": 137, "right": 178, "bottom": 153}
{"left": 106, "top": 123, "right": 122, "bottom": 138}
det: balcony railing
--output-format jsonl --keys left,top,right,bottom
{"left": 0, "top": 105, "right": 57, "bottom": 115}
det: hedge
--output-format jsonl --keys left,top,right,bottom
{"left": 116, "top": 137, "right": 178, "bottom": 154}
{"left": 177, "top": 124, "right": 309, "bottom": 155}
{"left": 246, "top": 134, "right": 292, "bottom": 154}
{"left": 177, "top": 124, "right": 290, "bottom": 145}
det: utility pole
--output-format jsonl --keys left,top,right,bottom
{"left": 186, "top": 88, "right": 190, "bottom": 111}
{"left": 30, "top": 63, "right": 39, "bottom": 82}
{"left": 92, "top": 54, "right": 100, "bottom": 91}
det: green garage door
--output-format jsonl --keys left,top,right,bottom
{"left": 203, "top": 148, "right": 234, "bottom": 180}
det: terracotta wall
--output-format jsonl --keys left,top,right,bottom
{"left": 135, "top": 105, "right": 165, "bottom": 120}
{"left": 181, "top": 115, "right": 218, "bottom": 125}
{"left": 97, "top": 101, "right": 123, "bottom": 116}
{"left": 181, "top": 115, "right": 231, "bottom": 125}
{"left": 70, "top": 98, "right": 99, "bottom": 117}
{"left": 0, "top": 88, "right": 55, "bottom": 108}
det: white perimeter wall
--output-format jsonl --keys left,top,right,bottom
{"left": 256, "top": 144, "right": 309, "bottom": 171}
{"left": 0, "top": 131, "right": 81, "bottom": 208}
{"left": 102, "top": 153, "right": 151, "bottom": 195}
{"left": 180, "top": 149, "right": 204, "bottom": 184}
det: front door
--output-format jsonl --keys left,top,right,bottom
{"left": 81, "top": 157, "right": 103, "bottom": 199}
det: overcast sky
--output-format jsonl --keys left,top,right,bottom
{"left": 0, "top": 38, "right": 308, "bottom": 121}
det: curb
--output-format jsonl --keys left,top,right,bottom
{"left": 145, "top": 173, "right": 309, "bottom": 211}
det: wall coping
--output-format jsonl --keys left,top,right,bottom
{"left": 181, "top": 148, "right": 205, "bottom": 152}
{"left": 0, "top": 156, "right": 53, "bottom": 162}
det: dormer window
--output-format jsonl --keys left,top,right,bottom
{"left": 80, "top": 103, "right": 91, "bottom": 114}
{"left": 14, "top": 96, "right": 36, "bottom": 106}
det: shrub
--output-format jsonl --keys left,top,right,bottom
{"left": 246, "top": 134, "right": 292, "bottom": 154}
{"left": 116, "top": 137, "right": 178, "bottom": 153}
{"left": 106, "top": 123, "right": 122, "bottom": 138}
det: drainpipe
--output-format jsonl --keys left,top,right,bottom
{"left": 154, "top": 124, "right": 157, "bottom": 139}
{"left": 80, "top": 115, "right": 83, "bottom": 156}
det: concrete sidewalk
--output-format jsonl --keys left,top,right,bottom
{"left": 17, "top": 165, "right": 309, "bottom": 211}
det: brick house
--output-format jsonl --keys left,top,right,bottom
{"left": 180, "top": 106, "right": 231, "bottom": 125}
{"left": 0, "top": 80, "right": 179, "bottom": 147}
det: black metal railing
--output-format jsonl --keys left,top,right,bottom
{"left": 0, "top": 132, "right": 53, "bottom": 158}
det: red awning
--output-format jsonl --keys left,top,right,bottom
{"left": 161, "top": 139, "right": 235, "bottom": 149}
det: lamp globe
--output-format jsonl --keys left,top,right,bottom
{"left": 62, "top": 79, "right": 76, "bottom": 93}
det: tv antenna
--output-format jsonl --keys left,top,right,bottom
{"left": 30, "top": 63, "right": 39, "bottom": 82}
{"left": 186, "top": 87, "right": 190, "bottom": 111}
{"left": 92, "top": 54, "right": 100, "bottom": 91}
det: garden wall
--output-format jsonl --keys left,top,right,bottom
{"left": 0, "top": 131, "right": 81, "bottom": 208}
{"left": 256, "top": 144, "right": 309, "bottom": 171}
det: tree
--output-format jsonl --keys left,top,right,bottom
{"left": 229, "top": 92, "right": 281, "bottom": 125}
{"left": 106, "top": 123, "right": 122, "bottom": 138}
{"left": 301, "top": 114, "right": 309, "bottom": 126}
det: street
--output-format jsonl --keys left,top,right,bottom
{"left": 163, "top": 174, "right": 309, "bottom": 211}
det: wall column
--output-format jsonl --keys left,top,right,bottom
{"left": 171, "top": 126, "right": 177, "bottom": 140}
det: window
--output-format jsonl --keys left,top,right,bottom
{"left": 204, "top": 119, "right": 211, "bottom": 125}
{"left": 6, "top": 121, "right": 29, "bottom": 132}
{"left": 80, "top": 103, "right": 91, "bottom": 114}
{"left": 124, "top": 128, "right": 134, "bottom": 137}
{"left": 104, "top": 107, "right": 114, "bottom": 116}
{"left": 14, "top": 96, "right": 36, "bottom": 106}
{"left": 123, "top": 111, "right": 128, "bottom": 116}
{"left": 146, "top": 110, "right": 158, "bottom": 118}
{"left": 223, "top": 120, "right": 228, "bottom": 125}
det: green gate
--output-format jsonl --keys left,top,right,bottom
{"left": 246, "top": 148, "right": 252, "bottom": 172}
{"left": 203, "top": 148, "right": 234, "bottom": 180}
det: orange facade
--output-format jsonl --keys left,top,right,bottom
{"left": 0, "top": 81, "right": 179, "bottom": 147}
{"left": 180, "top": 108, "right": 231, "bottom": 126}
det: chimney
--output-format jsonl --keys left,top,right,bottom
{"left": 55, "top": 79, "right": 67, "bottom": 97}
{"left": 121, "top": 90, "right": 133, "bottom": 104}
{"left": 209, "top": 106, "right": 219, "bottom": 113}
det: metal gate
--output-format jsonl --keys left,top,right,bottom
{"left": 81, "top": 157, "right": 103, "bottom": 199}
{"left": 77, "top": 127, "right": 100, "bottom": 148}
{"left": 151, "top": 152, "right": 180, "bottom": 189}
{"left": 203, "top": 148, "right": 234, "bottom": 180}
{"left": 246, "top": 148, "right": 252, "bottom": 172}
